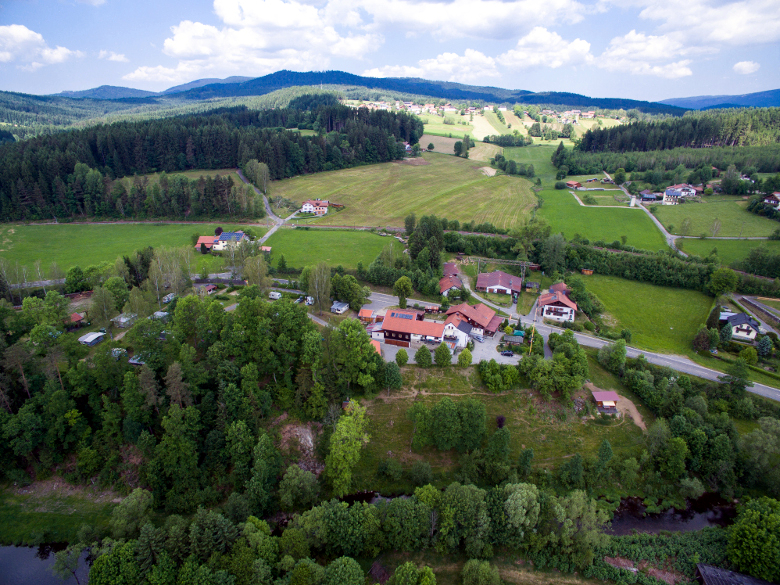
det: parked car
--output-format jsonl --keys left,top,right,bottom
{"left": 294, "top": 296, "right": 304, "bottom": 303}
{"left": 500, "top": 351, "right": 514, "bottom": 357}
{"left": 305, "top": 296, "right": 314, "bottom": 305}
{"left": 472, "top": 334, "right": 484, "bottom": 343}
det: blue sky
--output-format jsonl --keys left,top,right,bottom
{"left": 0, "top": 0, "right": 778, "bottom": 101}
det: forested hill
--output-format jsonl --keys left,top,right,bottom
{"left": 0, "top": 103, "right": 423, "bottom": 221}
{"left": 660, "top": 88, "right": 780, "bottom": 110}
{"left": 174, "top": 70, "right": 686, "bottom": 115}
{"left": 577, "top": 107, "right": 780, "bottom": 152}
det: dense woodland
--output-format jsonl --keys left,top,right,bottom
{"left": 0, "top": 102, "right": 423, "bottom": 221}
{"left": 577, "top": 108, "right": 780, "bottom": 152}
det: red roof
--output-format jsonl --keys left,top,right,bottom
{"left": 443, "top": 263, "right": 459, "bottom": 277}
{"left": 538, "top": 292, "right": 578, "bottom": 311}
{"left": 592, "top": 390, "right": 620, "bottom": 402}
{"left": 381, "top": 313, "right": 444, "bottom": 337}
{"left": 196, "top": 235, "right": 217, "bottom": 248}
{"left": 549, "top": 282, "right": 569, "bottom": 293}
{"left": 303, "top": 199, "right": 329, "bottom": 207}
{"left": 370, "top": 340, "right": 381, "bottom": 354}
{"left": 359, "top": 309, "right": 373, "bottom": 318}
{"left": 439, "top": 275, "right": 463, "bottom": 294}
{"left": 446, "top": 302, "right": 496, "bottom": 329}
{"left": 476, "top": 270, "right": 522, "bottom": 294}
{"left": 69, "top": 312, "right": 84, "bottom": 323}
{"left": 486, "top": 315, "right": 503, "bottom": 333}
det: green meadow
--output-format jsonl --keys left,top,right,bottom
{"left": 654, "top": 196, "right": 778, "bottom": 237}
{"left": 678, "top": 238, "right": 780, "bottom": 265}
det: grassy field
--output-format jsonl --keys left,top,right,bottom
{"left": 420, "top": 134, "right": 459, "bottom": 155}
{"left": 352, "top": 363, "right": 647, "bottom": 492}
{"left": 0, "top": 223, "right": 265, "bottom": 276}
{"left": 503, "top": 110, "right": 527, "bottom": 134}
{"left": 263, "top": 229, "right": 404, "bottom": 270}
{"left": 0, "top": 482, "right": 115, "bottom": 545}
{"left": 537, "top": 189, "right": 668, "bottom": 251}
{"left": 502, "top": 144, "right": 562, "bottom": 186}
{"left": 583, "top": 274, "right": 712, "bottom": 354}
{"left": 483, "top": 111, "right": 511, "bottom": 135}
{"left": 756, "top": 297, "right": 780, "bottom": 313}
{"left": 678, "top": 238, "right": 780, "bottom": 265}
{"left": 654, "top": 197, "right": 778, "bottom": 237}
{"left": 421, "top": 115, "right": 473, "bottom": 139}
{"left": 467, "top": 114, "right": 498, "bottom": 141}
{"left": 269, "top": 153, "right": 538, "bottom": 230}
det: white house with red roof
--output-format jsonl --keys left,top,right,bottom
{"left": 538, "top": 283, "right": 578, "bottom": 322}
{"left": 371, "top": 309, "right": 445, "bottom": 348}
{"left": 476, "top": 270, "right": 523, "bottom": 296}
{"left": 301, "top": 200, "right": 329, "bottom": 215}
{"left": 439, "top": 274, "right": 463, "bottom": 296}
{"left": 446, "top": 302, "right": 503, "bottom": 337}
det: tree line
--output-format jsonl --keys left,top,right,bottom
{"left": 0, "top": 103, "right": 423, "bottom": 221}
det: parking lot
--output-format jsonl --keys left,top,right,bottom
{"left": 377, "top": 332, "right": 523, "bottom": 365}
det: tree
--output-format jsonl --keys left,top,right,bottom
{"left": 104, "top": 276, "right": 129, "bottom": 311}
{"left": 384, "top": 361, "right": 403, "bottom": 395}
{"left": 597, "top": 339, "right": 626, "bottom": 374}
{"left": 707, "top": 267, "right": 738, "bottom": 296}
{"left": 661, "top": 437, "right": 689, "bottom": 479}
{"left": 740, "top": 346, "right": 758, "bottom": 365}
{"left": 454, "top": 141, "right": 463, "bottom": 156}
{"left": 164, "top": 362, "right": 191, "bottom": 408}
{"left": 396, "top": 347, "right": 408, "bottom": 367}
{"left": 279, "top": 464, "right": 320, "bottom": 511}
{"left": 727, "top": 497, "right": 780, "bottom": 583}
{"left": 427, "top": 143, "right": 435, "bottom": 150}
{"left": 323, "top": 557, "right": 364, "bottom": 585}
{"left": 90, "top": 286, "right": 117, "bottom": 326}
{"left": 693, "top": 326, "right": 711, "bottom": 353}
{"left": 757, "top": 335, "right": 773, "bottom": 357}
{"left": 434, "top": 343, "right": 451, "bottom": 367}
{"left": 405, "top": 213, "right": 417, "bottom": 236}
{"left": 335, "top": 318, "right": 379, "bottom": 393}
{"left": 110, "top": 488, "right": 153, "bottom": 538}
{"left": 614, "top": 168, "right": 626, "bottom": 184}
{"left": 720, "top": 357, "right": 751, "bottom": 396}
{"left": 462, "top": 560, "right": 500, "bottom": 585}
{"left": 720, "top": 323, "right": 733, "bottom": 343}
{"left": 325, "top": 400, "right": 370, "bottom": 497}
{"left": 309, "top": 261, "right": 331, "bottom": 315}
{"left": 415, "top": 346, "right": 432, "bottom": 368}
{"left": 458, "top": 347, "right": 472, "bottom": 367}
{"left": 393, "top": 276, "right": 413, "bottom": 309}
{"left": 540, "top": 234, "right": 566, "bottom": 274}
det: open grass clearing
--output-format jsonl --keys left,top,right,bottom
{"left": 0, "top": 223, "right": 265, "bottom": 276}
{"left": 263, "top": 228, "right": 403, "bottom": 271}
{"left": 677, "top": 238, "right": 780, "bottom": 266}
{"left": 582, "top": 274, "right": 712, "bottom": 355}
{"left": 421, "top": 115, "right": 473, "bottom": 139}
{"left": 502, "top": 144, "right": 562, "bottom": 186}
{"left": 467, "top": 114, "right": 499, "bottom": 141}
{"left": 352, "top": 364, "right": 647, "bottom": 493}
{"left": 503, "top": 110, "right": 527, "bottom": 134}
{"left": 468, "top": 141, "right": 502, "bottom": 163}
{"left": 270, "top": 153, "right": 537, "bottom": 230}
{"left": 654, "top": 198, "right": 777, "bottom": 237}
{"left": 537, "top": 189, "right": 668, "bottom": 251}
{"left": 483, "top": 111, "right": 511, "bottom": 135}
{"left": 755, "top": 297, "right": 780, "bottom": 313}
{"left": 420, "top": 134, "right": 459, "bottom": 155}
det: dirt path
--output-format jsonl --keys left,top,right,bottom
{"left": 617, "top": 394, "right": 646, "bottom": 430}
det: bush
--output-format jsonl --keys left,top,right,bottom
{"left": 377, "top": 458, "right": 403, "bottom": 481}
{"left": 396, "top": 348, "right": 408, "bottom": 367}
{"left": 458, "top": 348, "right": 473, "bottom": 367}
{"left": 740, "top": 346, "right": 758, "bottom": 365}
{"left": 555, "top": 181, "right": 567, "bottom": 190}
{"left": 462, "top": 559, "right": 501, "bottom": 585}
{"left": 408, "top": 461, "right": 433, "bottom": 486}
{"left": 583, "top": 321, "right": 596, "bottom": 331}
{"left": 415, "top": 346, "right": 433, "bottom": 368}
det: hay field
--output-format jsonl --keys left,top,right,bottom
{"left": 270, "top": 153, "right": 537, "bottom": 230}
{"left": 469, "top": 114, "right": 499, "bottom": 140}
{"left": 654, "top": 197, "right": 778, "bottom": 237}
{"left": 421, "top": 115, "right": 473, "bottom": 139}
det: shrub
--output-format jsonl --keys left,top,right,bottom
{"left": 408, "top": 461, "right": 433, "bottom": 486}
{"left": 458, "top": 348, "right": 473, "bottom": 367}
{"left": 415, "top": 346, "right": 433, "bottom": 368}
{"left": 396, "top": 348, "right": 408, "bottom": 367}
{"left": 555, "top": 181, "right": 567, "bottom": 190}
{"left": 462, "top": 559, "right": 501, "bottom": 585}
{"left": 739, "top": 346, "right": 758, "bottom": 365}
{"left": 434, "top": 343, "right": 451, "bottom": 366}
{"left": 583, "top": 321, "right": 595, "bottom": 331}
{"left": 377, "top": 458, "right": 403, "bottom": 481}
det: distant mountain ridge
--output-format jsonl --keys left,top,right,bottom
{"left": 660, "top": 88, "right": 780, "bottom": 110}
{"left": 56, "top": 85, "right": 158, "bottom": 99}
{"left": 163, "top": 76, "right": 253, "bottom": 94}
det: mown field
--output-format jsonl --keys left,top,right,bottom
{"left": 264, "top": 228, "right": 403, "bottom": 270}
{"left": 678, "top": 238, "right": 780, "bottom": 265}
{"left": 483, "top": 111, "right": 511, "bottom": 135}
{"left": 583, "top": 274, "right": 713, "bottom": 354}
{"left": 537, "top": 189, "right": 668, "bottom": 251}
{"left": 270, "top": 153, "right": 537, "bottom": 230}
{"left": 420, "top": 115, "right": 473, "bottom": 139}
{"left": 502, "top": 144, "right": 562, "bottom": 186}
{"left": 654, "top": 196, "right": 778, "bottom": 237}
{"left": 0, "top": 223, "right": 264, "bottom": 276}
{"left": 351, "top": 362, "right": 647, "bottom": 493}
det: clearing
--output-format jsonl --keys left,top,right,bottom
{"left": 582, "top": 274, "right": 712, "bottom": 355}
{"left": 502, "top": 144, "right": 563, "bottom": 186}
{"left": 677, "top": 238, "right": 780, "bottom": 266}
{"left": 654, "top": 196, "right": 778, "bottom": 237}
{"left": 421, "top": 115, "right": 473, "bottom": 139}
{"left": 468, "top": 114, "right": 500, "bottom": 141}
{"left": 263, "top": 229, "right": 404, "bottom": 271}
{"left": 537, "top": 189, "right": 668, "bottom": 251}
{"left": 271, "top": 153, "right": 537, "bottom": 230}
{"left": 0, "top": 223, "right": 265, "bottom": 277}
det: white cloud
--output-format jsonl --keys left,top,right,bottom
{"left": 499, "top": 27, "right": 593, "bottom": 69}
{"left": 364, "top": 49, "right": 499, "bottom": 83}
{"left": 733, "top": 60, "right": 760, "bottom": 74}
{"left": 99, "top": 50, "right": 128, "bottom": 62}
{"left": 598, "top": 30, "right": 696, "bottom": 78}
{"left": 0, "top": 24, "right": 82, "bottom": 70}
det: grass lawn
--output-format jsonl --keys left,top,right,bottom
{"left": 502, "top": 144, "right": 564, "bottom": 187}
{"left": 0, "top": 223, "right": 265, "bottom": 276}
{"left": 421, "top": 115, "right": 473, "bottom": 139}
{"left": 677, "top": 238, "right": 780, "bottom": 266}
{"left": 0, "top": 482, "right": 115, "bottom": 545}
{"left": 756, "top": 297, "right": 780, "bottom": 313}
{"left": 352, "top": 364, "right": 647, "bottom": 493}
{"left": 269, "top": 153, "right": 538, "bottom": 230}
{"left": 583, "top": 274, "right": 712, "bottom": 354}
{"left": 467, "top": 114, "right": 498, "bottom": 141}
{"left": 263, "top": 229, "right": 404, "bottom": 271}
{"left": 654, "top": 197, "right": 778, "bottom": 237}
{"left": 537, "top": 189, "right": 668, "bottom": 251}
{"left": 482, "top": 291, "right": 513, "bottom": 307}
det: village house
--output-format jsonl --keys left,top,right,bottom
{"left": 442, "top": 313, "right": 472, "bottom": 349}
{"left": 722, "top": 312, "right": 761, "bottom": 343}
{"left": 358, "top": 308, "right": 375, "bottom": 323}
{"left": 566, "top": 180, "right": 582, "bottom": 189}
{"left": 660, "top": 189, "right": 679, "bottom": 205}
{"left": 439, "top": 274, "right": 463, "bottom": 297}
{"left": 641, "top": 191, "right": 659, "bottom": 202}
{"left": 538, "top": 283, "right": 578, "bottom": 322}
{"left": 763, "top": 193, "right": 780, "bottom": 208}
{"left": 212, "top": 231, "right": 249, "bottom": 251}
{"left": 667, "top": 184, "right": 696, "bottom": 198}
{"left": 301, "top": 200, "right": 329, "bottom": 215}
{"left": 476, "top": 270, "right": 523, "bottom": 297}
{"left": 446, "top": 302, "right": 503, "bottom": 337}
{"left": 195, "top": 235, "right": 217, "bottom": 251}
{"left": 371, "top": 309, "right": 445, "bottom": 348}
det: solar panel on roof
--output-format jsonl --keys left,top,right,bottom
{"left": 390, "top": 312, "right": 413, "bottom": 319}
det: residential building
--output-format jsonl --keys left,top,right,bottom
{"left": 641, "top": 192, "right": 658, "bottom": 202}
{"left": 566, "top": 180, "right": 582, "bottom": 189}
{"left": 476, "top": 270, "right": 522, "bottom": 296}
{"left": 442, "top": 263, "right": 459, "bottom": 277}
{"left": 195, "top": 235, "right": 217, "bottom": 251}
{"left": 592, "top": 390, "right": 619, "bottom": 414}
{"left": 446, "top": 302, "right": 502, "bottom": 337}
{"left": 371, "top": 309, "right": 445, "bottom": 347}
{"left": 538, "top": 283, "right": 578, "bottom": 322}
{"left": 723, "top": 312, "right": 760, "bottom": 342}
{"left": 661, "top": 189, "right": 679, "bottom": 205}
{"left": 439, "top": 274, "right": 463, "bottom": 297}
{"left": 301, "top": 199, "right": 329, "bottom": 215}
{"left": 212, "top": 231, "right": 250, "bottom": 251}
{"left": 442, "top": 313, "right": 472, "bottom": 349}
{"left": 358, "top": 308, "right": 374, "bottom": 323}
{"left": 763, "top": 193, "right": 780, "bottom": 208}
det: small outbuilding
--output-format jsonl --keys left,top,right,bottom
{"left": 78, "top": 331, "right": 105, "bottom": 346}
{"left": 111, "top": 313, "right": 137, "bottom": 328}
{"left": 591, "top": 390, "right": 620, "bottom": 414}
{"left": 331, "top": 301, "right": 350, "bottom": 314}
{"left": 566, "top": 180, "right": 582, "bottom": 189}
{"left": 359, "top": 308, "right": 374, "bottom": 323}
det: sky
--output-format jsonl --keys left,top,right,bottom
{"left": 0, "top": 0, "right": 778, "bottom": 101}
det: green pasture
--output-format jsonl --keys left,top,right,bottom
{"left": 269, "top": 153, "right": 537, "bottom": 230}
{"left": 654, "top": 197, "right": 778, "bottom": 237}
{"left": 582, "top": 274, "right": 712, "bottom": 354}
{"left": 678, "top": 238, "right": 780, "bottom": 266}
{"left": 421, "top": 115, "right": 473, "bottom": 139}
{"left": 263, "top": 229, "right": 403, "bottom": 271}
{"left": 483, "top": 111, "right": 511, "bottom": 135}
{"left": 502, "top": 144, "right": 562, "bottom": 186}
{"left": 0, "top": 223, "right": 266, "bottom": 276}
{"left": 755, "top": 297, "right": 780, "bottom": 313}
{"left": 351, "top": 363, "right": 646, "bottom": 492}
{"left": 537, "top": 189, "right": 667, "bottom": 251}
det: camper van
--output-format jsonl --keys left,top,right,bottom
{"left": 269, "top": 291, "right": 282, "bottom": 300}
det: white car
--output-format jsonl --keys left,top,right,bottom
{"left": 305, "top": 296, "right": 314, "bottom": 305}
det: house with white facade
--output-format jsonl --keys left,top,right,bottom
{"left": 723, "top": 312, "right": 761, "bottom": 343}
{"left": 212, "top": 231, "right": 250, "bottom": 251}
{"left": 538, "top": 283, "right": 578, "bottom": 323}
{"left": 301, "top": 200, "right": 329, "bottom": 215}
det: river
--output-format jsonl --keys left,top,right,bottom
{"left": 608, "top": 493, "right": 736, "bottom": 535}
{"left": 0, "top": 545, "right": 89, "bottom": 585}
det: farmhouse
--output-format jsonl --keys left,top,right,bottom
{"left": 301, "top": 199, "right": 329, "bottom": 215}
{"left": 538, "top": 283, "right": 578, "bottom": 322}
{"left": 668, "top": 184, "right": 696, "bottom": 198}
{"left": 476, "top": 270, "right": 522, "bottom": 296}
{"left": 723, "top": 312, "right": 761, "bottom": 342}
{"left": 212, "top": 231, "right": 249, "bottom": 251}
{"left": 566, "top": 181, "right": 582, "bottom": 189}
{"left": 195, "top": 235, "right": 217, "bottom": 251}
{"left": 439, "top": 274, "right": 463, "bottom": 296}
{"left": 763, "top": 193, "right": 780, "bottom": 208}
{"left": 446, "top": 302, "right": 502, "bottom": 337}
{"left": 661, "top": 189, "right": 679, "bottom": 205}
{"left": 78, "top": 331, "right": 105, "bottom": 346}
{"left": 591, "top": 390, "right": 619, "bottom": 414}
{"left": 442, "top": 313, "right": 472, "bottom": 349}
{"left": 358, "top": 308, "right": 375, "bottom": 323}
{"left": 641, "top": 191, "right": 658, "bottom": 202}
{"left": 371, "top": 310, "right": 445, "bottom": 348}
